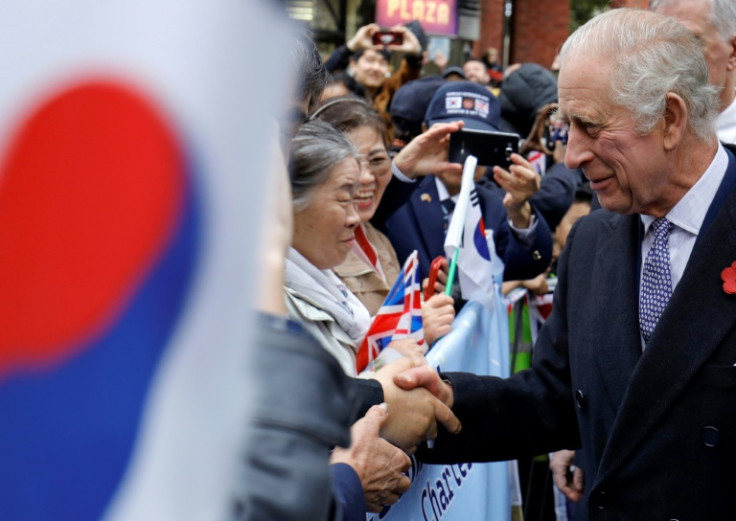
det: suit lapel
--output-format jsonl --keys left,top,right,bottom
{"left": 595, "top": 150, "right": 736, "bottom": 486}
{"left": 411, "top": 177, "right": 446, "bottom": 261}
{"left": 588, "top": 213, "right": 643, "bottom": 412}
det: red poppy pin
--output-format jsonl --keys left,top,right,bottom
{"left": 721, "top": 261, "right": 736, "bottom": 294}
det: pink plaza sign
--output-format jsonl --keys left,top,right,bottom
{"left": 375, "top": 0, "right": 458, "bottom": 37}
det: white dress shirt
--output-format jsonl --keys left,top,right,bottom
{"left": 640, "top": 143, "right": 728, "bottom": 292}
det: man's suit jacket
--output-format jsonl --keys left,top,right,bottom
{"left": 375, "top": 175, "right": 552, "bottom": 281}
{"left": 420, "top": 147, "right": 736, "bottom": 520}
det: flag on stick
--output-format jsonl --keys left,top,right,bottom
{"left": 444, "top": 155, "right": 501, "bottom": 309}
{"left": 356, "top": 251, "right": 424, "bottom": 373}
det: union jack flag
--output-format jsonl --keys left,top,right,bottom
{"left": 355, "top": 250, "right": 424, "bottom": 373}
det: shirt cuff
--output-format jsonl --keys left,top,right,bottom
{"left": 391, "top": 161, "right": 417, "bottom": 183}
{"left": 508, "top": 213, "right": 538, "bottom": 247}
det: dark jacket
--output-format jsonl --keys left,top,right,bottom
{"left": 498, "top": 63, "right": 558, "bottom": 138}
{"left": 419, "top": 147, "right": 736, "bottom": 520}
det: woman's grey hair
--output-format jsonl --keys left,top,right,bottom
{"left": 559, "top": 8, "right": 720, "bottom": 142}
{"left": 650, "top": 0, "right": 736, "bottom": 43}
{"left": 288, "top": 120, "right": 358, "bottom": 210}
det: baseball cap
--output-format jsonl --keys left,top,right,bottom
{"left": 441, "top": 66, "right": 466, "bottom": 80}
{"left": 390, "top": 75, "right": 444, "bottom": 125}
{"left": 424, "top": 81, "right": 501, "bottom": 131}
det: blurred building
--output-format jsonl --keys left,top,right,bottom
{"left": 286, "top": 0, "right": 648, "bottom": 73}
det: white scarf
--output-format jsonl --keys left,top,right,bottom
{"left": 285, "top": 247, "right": 371, "bottom": 347}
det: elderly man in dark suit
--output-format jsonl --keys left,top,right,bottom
{"left": 394, "top": 8, "right": 736, "bottom": 520}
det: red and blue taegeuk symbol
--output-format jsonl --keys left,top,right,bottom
{"left": 0, "top": 80, "right": 200, "bottom": 520}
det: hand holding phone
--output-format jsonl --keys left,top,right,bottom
{"left": 372, "top": 30, "right": 403, "bottom": 47}
{"left": 448, "top": 128, "right": 520, "bottom": 170}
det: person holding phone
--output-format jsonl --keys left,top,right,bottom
{"left": 375, "top": 81, "right": 553, "bottom": 285}
{"left": 324, "top": 22, "right": 424, "bottom": 139}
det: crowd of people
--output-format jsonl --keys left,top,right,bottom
{"left": 241, "top": 1, "right": 736, "bottom": 520}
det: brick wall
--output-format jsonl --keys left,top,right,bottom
{"left": 612, "top": 0, "right": 650, "bottom": 7}
{"left": 510, "top": 0, "right": 570, "bottom": 67}
{"left": 471, "top": 0, "right": 505, "bottom": 60}
{"left": 470, "top": 0, "right": 650, "bottom": 69}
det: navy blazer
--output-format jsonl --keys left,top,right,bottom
{"left": 374, "top": 175, "right": 552, "bottom": 282}
{"left": 420, "top": 147, "right": 736, "bottom": 520}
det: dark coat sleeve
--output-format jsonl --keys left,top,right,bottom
{"left": 416, "top": 220, "right": 584, "bottom": 463}
{"left": 330, "top": 463, "right": 367, "bottom": 521}
{"left": 231, "top": 313, "right": 355, "bottom": 521}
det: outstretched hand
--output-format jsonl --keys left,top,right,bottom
{"left": 393, "top": 121, "right": 464, "bottom": 178}
{"left": 392, "top": 364, "right": 454, "bottom": 409}
{"left": 370, "top": 357, "right": 461, "bottom": 451}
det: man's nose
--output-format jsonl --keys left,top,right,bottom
{"left": 564, "top": 125, "right": 593, "bottom": 170}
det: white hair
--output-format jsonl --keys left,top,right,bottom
{"left": 559, "top": 8, "right": 720, "bottom": 142}
{"left": 650, "top": 0, "right": 736, "bottom": 42}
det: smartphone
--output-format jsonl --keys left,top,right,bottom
{"left": 372, "top": 31, "right": 403, "bottom": 46}
{"left": 448, "top": 128, "right": 520, "bottom": 169}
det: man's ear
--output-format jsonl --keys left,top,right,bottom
{"left": 728, "top": 34, "right": 736, "bottom": 71}
{"left": 662, "top": 92, "right": 688, "bottom": 151}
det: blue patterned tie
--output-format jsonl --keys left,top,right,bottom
{"left": 639, "top": 217, "right": 674, "bottom": 343}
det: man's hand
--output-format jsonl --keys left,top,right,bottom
{"left": 549, "top": 449, "right": 584, "bottom": 503}
{"left": 370, "top": 357, "right": 461, "bottom": 451}
{"left": 421, "top": 294, "right": 455, "bottom": 345}
{"left": 492, "top": 153, "right": 541, "bottom": 229}
{"left": 393, "top": 121, "right": 464, "bottom": 178}
{"left": 392, "top": 364, "right": 454, "bottom": 409}
{"left": 330, "top": 404, "right": 412, "bottom": 512}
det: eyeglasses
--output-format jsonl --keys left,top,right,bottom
{"left": 357, "top": 153, "right": 391, "bottom": 175}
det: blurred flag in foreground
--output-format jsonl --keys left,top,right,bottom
{"left": 356, "top": 251, "right": 424, "bottom": 372}
{"left": 0, "top": 1, "right": 291, "bottom": 519}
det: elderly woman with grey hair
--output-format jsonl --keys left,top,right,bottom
{"left": 285, "top": 119, "right": 420, "bottom": 514}
{"left": 285, "top": 119, "right": 373, "bottom": 376}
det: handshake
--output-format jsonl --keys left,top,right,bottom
{"left": 370, "top": 354, "right": 460, "bottom": 450}
{"left": 330, "top": 354, "right": 461, "bottom": 512}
